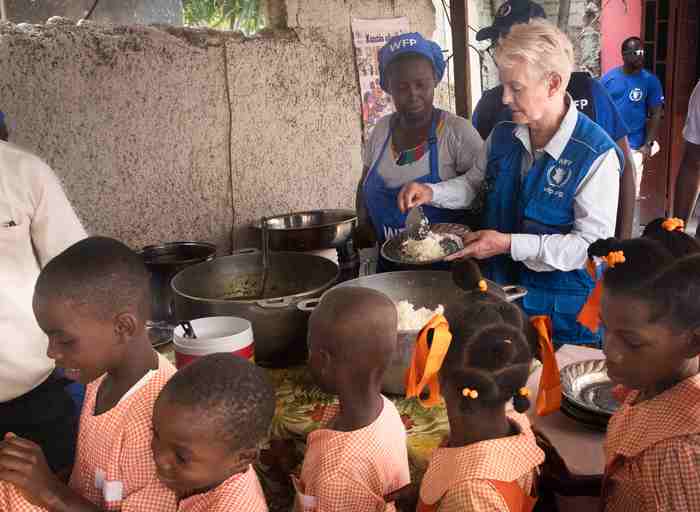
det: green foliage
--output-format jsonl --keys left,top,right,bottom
{"left": 183, "top": 0, "right": 265, "bottom": 35}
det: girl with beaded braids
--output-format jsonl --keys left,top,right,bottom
{"left": 544, "top": 241, "right": 700, "bottom": 510}
{"left": 415, "top": 298, "right": 544, "bottom": 511}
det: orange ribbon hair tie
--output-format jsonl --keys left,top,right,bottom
{"left": 405, "top": 314, "right": 452, "bottom": 408}
{"left": 478, "top": 279, "right": 488, "bottom": 293}
{"left": 662, "top": 218, "right": 685, "bottom": 232}
{"left": 579, "top": 255, "right": 606, "bottom": 333}
{"left": 530, "top": 316, "right": 561, "bottom": 416}
{"left": 604, "top": 251, "right": 626, "bottom": 268}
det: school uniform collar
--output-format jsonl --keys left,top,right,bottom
{"left": 420, "top": 412, "right": 544, "bottom": 505}
{"left": 606, "top": 374, "right": 700, "bottom": 461}
{"left": 513, "top": 94, "right": 578, "bottom": 161}
{"left": 177, "top": 465, "right": 253, "bottom": 510}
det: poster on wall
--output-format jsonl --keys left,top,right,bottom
{"left": 351, "top": 17, "right": 410, "bottom": 141}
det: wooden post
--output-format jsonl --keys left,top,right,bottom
{"left": 450, "top": 0, "right": 472, "bottom": 119}
{"left": 0, "top": 0, "right": 7, "bottom": 22}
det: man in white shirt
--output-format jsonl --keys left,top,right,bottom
{"left": 0, "top": 140, "right": 86, "bottom": 472}
{"left": 673, "top": 81, "right": 700, "bottom": 236}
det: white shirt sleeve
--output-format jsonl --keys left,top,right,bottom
{"left": 510, "top": 148, "right": 620, "bottom": 272}
{"left": 29, "top": 158, "right": 87, "bottom": 267}
{"left": 426, "top": 136, "right": 490, "bottom": 209}
{"left": 683, "top": 82, "right": 700, "bottom": 145}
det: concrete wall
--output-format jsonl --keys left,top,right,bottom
{"left": 5, "top": 0, "right": 183, "bottom": 25}
{"left": 0, "top": 0, "right": 436, "bottom": 252}
{"left": 601, "top": 0, "right": 642, "bottom": 74}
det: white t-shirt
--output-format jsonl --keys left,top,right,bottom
{"left": 0, "top": 141, "right": 86, "bottom": 402}
{"left": 361, "top": 111, "right": 483, "bottom": 188}
{"left": 683, "top": 81, "right": 700, "bottom": 145}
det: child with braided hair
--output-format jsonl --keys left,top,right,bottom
{"left": 642, "top": 217, "right": 700, "bottom": 258}
{"left": 545, "top": 240, "right": 700, "bottom": 510}
{"left": 415, "top": 296, "right": 544, "bottom": 511}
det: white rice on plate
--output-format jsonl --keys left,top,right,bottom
{"left": 396, "top": 300, "right": 445, "bottom": 331}
{"left": 401, "top": 232, "right": 448, "bottom": 261}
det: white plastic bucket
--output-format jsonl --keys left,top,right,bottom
{"left": 173, "top": 316, "right": 254, "bottom": 369}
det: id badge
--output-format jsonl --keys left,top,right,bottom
{"left": 291, "top": 474, "right": 318, "bottom": 512}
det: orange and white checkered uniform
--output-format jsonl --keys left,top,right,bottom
{"left": 69, "top": 354, "right": 178, "bottom": 511}
{"left": 295, "top": 396, "right": 410, "bottom": 512}
{"left": 0, "top": 480, "right": 46, "bottom": 512}
{"left": 419, "top": 411, "right": 544, "bottom": 512}
{"left": 177, "top": 465, "right": 268, "bottom": 511}
{"left": 602, "top": 373, "right": 700, "bottom": 512}
{"left": 0, "top": 355, "right": 177, "bottom": 512}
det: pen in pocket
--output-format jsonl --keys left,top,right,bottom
{"left": 2, "top": 220, "right": 16, "bottom": 227}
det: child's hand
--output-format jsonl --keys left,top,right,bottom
{"left": 384, "top": 483, "right": 418, "bottom": 512}
{"left": 0, "top": 433, "right": 63, "bottom": 508}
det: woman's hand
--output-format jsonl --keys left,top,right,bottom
{"left": 445, "top": 230, "right": 511, "bottom": 261}
{"left": 398, "top": 182, "right": 433, "bottom": 213}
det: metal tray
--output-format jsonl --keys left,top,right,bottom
{"left": 560, "top": 398, "right": 609, "bottom": 432}
{"left": 380, "top": 223, "right": 469, "bottom": 266}
{"left": 560, "top": 359, "right": 619, "bottom": 417}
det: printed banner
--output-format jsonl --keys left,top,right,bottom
{"left": 351, "top": 17, "right": 410, "bottom": 140}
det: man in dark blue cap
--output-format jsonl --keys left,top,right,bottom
{"left": 472, "top": 0, "right": 636, "bottom": 238}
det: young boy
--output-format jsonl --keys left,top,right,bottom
{"left": 0, "top": 237, "right": 177, "bottom": 511}
{"left": 151, "top": 353, "right": 275, "bottom": 511}
{"left": 294, "top": 287, "right": 410, "bottom": 511}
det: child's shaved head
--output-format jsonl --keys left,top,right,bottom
{"left": 158, "top": 354, "right": 275, "bottom": 451}
{"left": 34, "top": 236, "right": 150, "bottom": 320}
{"left": 308, "top": 287, "right": 398, "bottom": 378}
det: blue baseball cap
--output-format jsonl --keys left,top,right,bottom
{"left": 476, "top": 0, "right": 546, "bottom": 42}
{"left": 378, "top": 32, "right": 446, "bottom": 93}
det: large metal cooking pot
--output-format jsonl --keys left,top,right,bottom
{"left": 298, "top": 271, "right": 526, "bottom": 395}
{"left": 171, "top": 249, "right": 339, "bottom": 364}
{"left": 140, "top": 242, "right": 217, "bottom": 325}
{"left": 253, "top": 209, "right": 357, "bottom": 251}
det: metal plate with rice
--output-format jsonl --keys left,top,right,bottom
{"left": 560, "top": 359, "right": 619, "bottom": 417}
{"left": 381, "top": 223, "right": 469, "bottom": 266}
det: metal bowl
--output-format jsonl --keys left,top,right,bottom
{"left": 560, "top": 359, "right": 618, "bottom": 417}
{"left": 253, "top": 209, "right": 357, "bottom": 251}
{"left": 381, "top": 223, "right": 469, "bottom": 267}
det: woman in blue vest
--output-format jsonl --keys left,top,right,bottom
{"left": 355, "top": 33, "right": 483, "bottom": 272}
{"left": 399, "top": 19, "right": 622, "bottom": 347}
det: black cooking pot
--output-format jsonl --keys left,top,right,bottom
{"left": 140, "top": 242, "right": 217, "bottom": 325}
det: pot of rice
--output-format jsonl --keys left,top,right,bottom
{"left": 298, "top": 271, "right": 526, "bottom": 395}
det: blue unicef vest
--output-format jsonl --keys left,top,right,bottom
{"left": 483, "top": 112, "right": 622, "bottom": 345}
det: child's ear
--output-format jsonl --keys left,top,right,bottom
{"left": 683, "top": 325, "right": 700, "bottom": 358}
{"left": 114, "top": 312, "right": 138, "bottom": 340}
{"left": 319, "top": 348, "right": 333, "bottom": 374}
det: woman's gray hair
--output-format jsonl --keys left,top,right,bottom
{"left": 495, "top": 18, "right": 574, "bottom": 90}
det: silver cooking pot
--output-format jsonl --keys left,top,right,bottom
{"left": 171, "top": 249, "right": 339, "bottom": 364}
{"left": 298, "top": 271, "right": 526, "bottom": 395}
